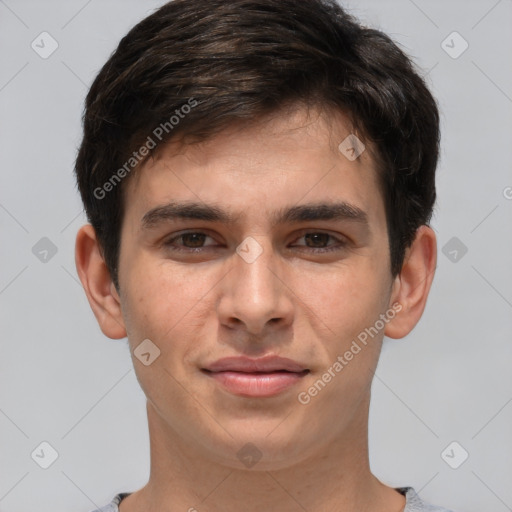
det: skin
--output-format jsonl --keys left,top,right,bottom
{"left": 76, "top": 105, "right": 436, "bottom": 512}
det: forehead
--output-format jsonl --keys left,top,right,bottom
{"left": 122, "top": 106, "right": 384, "bottom": 229}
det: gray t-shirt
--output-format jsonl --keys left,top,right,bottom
{"left": 89, "top": 487, "right": 455, "bottom": 511}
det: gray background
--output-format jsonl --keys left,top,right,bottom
{"left": 0, "top": 1, "right": 511, "bottom": 511}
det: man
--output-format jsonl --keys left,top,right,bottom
{"left": 74, "top": 0, "right": 452, "bottom": 510}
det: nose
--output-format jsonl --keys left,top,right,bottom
{"left": 216, "top": 237, "right": 294, "bottom": 335}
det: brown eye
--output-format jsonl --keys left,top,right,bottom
{"left": 303, "top": 233, "right": 331, "bottom": 248}
{"left": 180, "top": 233, "right": 207, "bottom": 248}
{"left": 291, "top": 231, "right": 347, "bottom": 254}
{"left": 163, "top": 231, "right": 217, "bottom": 252}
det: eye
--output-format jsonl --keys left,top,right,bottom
{"left": 161, "top": 230, "right": 348, "bottom": 256}
{"left": 163, "top": 231, "right": 218, "bottom": 251}
{"left": 291, "top": 231, "right": 347, "bottom": 253}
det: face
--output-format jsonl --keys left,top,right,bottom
{"left": 116, "top": 106, "right": 396, "bottom": 469}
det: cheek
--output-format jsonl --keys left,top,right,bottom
{"left": 296, "top": 269, "right": 388, "bottom": 401}
{"left": 295, "top": 262, "right": 390, "bottom": 339}
{"left": 119, "top": 264, "right": 203, "bottom": 401}
{"left": 121, "top": 257, "right": 215, "bottom": 354}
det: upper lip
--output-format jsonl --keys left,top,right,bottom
{"left": 203, "top": 356, "right": 308, "bottom": 373}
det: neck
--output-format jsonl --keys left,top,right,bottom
{"left": 120, "top": 397, "right": 405, "bottom": 512}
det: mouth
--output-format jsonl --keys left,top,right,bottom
{"left": 201, "top": 356, "right": 310, "bottom": 397}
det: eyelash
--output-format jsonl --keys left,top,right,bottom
{"left": 162, "top": 231, "right": 347, "bottom": 254}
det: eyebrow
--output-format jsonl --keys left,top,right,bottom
{"left": 141, "top": 201, "right": 369, "bottom": 229}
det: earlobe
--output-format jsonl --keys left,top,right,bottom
{"left": 384, "top": 225, "right": 437, "bottom": 339}
{"left": 75, "top": 224, "right": 127, "bottom": 339}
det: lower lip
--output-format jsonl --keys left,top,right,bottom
{"left": 203, "top": 370, "right": 309, "bottom": 397}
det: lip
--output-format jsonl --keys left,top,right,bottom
{"left": 204, "top": 355, "right": 307, "bottom": 373}
{"left": 202, "top": 356, "right": 310, "bottom": 397}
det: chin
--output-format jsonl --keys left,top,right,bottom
{"left": 203, "top": 424, "right": 320, "bottom": 471}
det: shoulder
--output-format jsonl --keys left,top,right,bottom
{"left": 401, "top": 487, "right": 456, "bottom": 512}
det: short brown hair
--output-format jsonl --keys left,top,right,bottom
{"left": 75, "top": 0, "right": 440, "bottom": 290}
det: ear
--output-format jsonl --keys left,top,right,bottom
{"left": 384, "top": 225, "right": 437, "bottom": 339}
{"left": 75, "top": 224, "right": 127, "bottom": 339}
